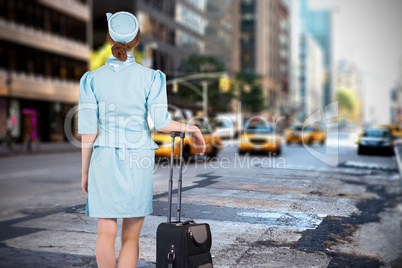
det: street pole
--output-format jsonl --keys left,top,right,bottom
{"left": 6, "top": 70, "right": 12, "bottom": 137}
{"left": 166, "top": 72, "right": 226, "bottom": 119}
{"left": 202, "top": 81, "right": 208, "bottom": 118}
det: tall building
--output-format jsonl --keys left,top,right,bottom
{"left": 391, "top": 64, "right": 402, "bottom": 126}
{"left": 336, "top": 60, "right": 361, "bottom": 99}
{"left": 300, "top": 0, "right": 333, "bottom": 107}
{"left": 278, "top": 1, "right": 291, "bottom": 117}
{"left": 287, "top": 0, "right": 301, "bottom": 122}
{"left": 390, "top": 86, "right": 402, "bottom": 126}
{"left": 299, "top": 34, "right": 324, "bottom": 118}
{"left": 240, "top": 0, "right": 291, "bottom": 115}
{"left": 0, "top": 0, "right": 91, "bottom": 142}
{"left": 336, "top": 60, "right": 362, "bottom": 123}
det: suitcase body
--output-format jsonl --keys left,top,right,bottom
{"left": 156, "top": 132, "right": 213, "bottom": 268}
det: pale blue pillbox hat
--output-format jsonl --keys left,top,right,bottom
{"left": 106, "top": 11, "right": 139, "bottom": 43}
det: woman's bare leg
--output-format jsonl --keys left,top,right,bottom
{"left": 96, "top": 218, "right": 117, "bottom": 268}
{"left": 118, "top": 217, "right": 145, "bottom": 268}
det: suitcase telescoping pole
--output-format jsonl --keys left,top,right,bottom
{"left": 177, "top": 132, "right": 184, "bottom": 222}
{"left": 167, "top": 133, "right": 174, "bottom": 223}
{"left": 167, "top": 131, "right": 185, "bottom": 223}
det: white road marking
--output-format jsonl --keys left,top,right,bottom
{"left": 237, "top": 211, "right": 327, "bottom": 229}
{"left": 0, "top": 169, "right": 50, "bottom": 180}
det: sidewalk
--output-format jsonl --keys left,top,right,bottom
{"left": 0, "top": 141, "right": 80, "bottom": 157}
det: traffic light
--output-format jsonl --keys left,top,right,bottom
{"left": 219, "top": 76, "right": 231, "bottom": 93}
{"left": 172, "top": 81, "right": 179, "bottom": 93}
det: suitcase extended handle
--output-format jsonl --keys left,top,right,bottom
{"left": 175, "top": 220, "right": 195, "bottom": 226}
{"left": 167, "top": 131, "right": 185, "bottom": 223}
{"left": 170, "top": 131, "right": 185, "bottom": 139}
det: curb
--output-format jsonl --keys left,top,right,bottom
{"left": 394, "top": 140, "right": 402, "bottom": 178}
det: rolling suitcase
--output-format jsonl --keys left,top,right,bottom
{"left": 156, "top": 131, "right": 213, "bottom": 268}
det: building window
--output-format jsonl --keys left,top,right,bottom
{"left": 185, "top": 0, "right": 207, "bottom": 11}
{"left": 0, "top": 40, "right": 87, "bottom": 81}
{"left": 241, "top": 32, "right": 254, "bottom": 43}
{"left": 242, "top": 0, "right": 254, "bottom": 5}
{"left": 280, "top": 65, "right": 287, "bottom": 74}
{"left": 0, "top": 1, "right": 87, "bottom": 43}
{"left": 242, "top": 52, "right": 251, "bottom": 61}
{"left": 242, "top": 13, "right": 255, "bottom": 21}
{"left": 176, "top": 3, "right": 207, "bottom": 35}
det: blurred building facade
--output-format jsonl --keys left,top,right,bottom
{"left": 0, "top": 0, "right": 91, "bottom": 142}
{"left": 391, "top": 64, "right": 402, "bottom": 126}
{"left": 278, "top": 2, "right": 291, "bottom": 119}
{"left": 336, "top": 60, "right": 361, "bottom": 97}
{"left": 299, "top": 34, "right": 324, "bottom": 118}
{"left": 239, "top": 0, "right": 291, "bottom": 116}
{"left": 335, "top": 60, "right": 363, "bottom": 124}
{"left": 287, "top": 0, "right": 301, "bottom": 123}
{"left": 93, "top": 0, "right": 237, "bottom": 114}
{"left": 390, "top": 86, "right": 402, "bottom": 126}
{"left": 299, "top": 0, "right": 333, "bottom": 110}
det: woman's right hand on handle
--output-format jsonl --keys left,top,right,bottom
{"left": 191, "top": 130, "right": 206, "bottom": 156}
{"left": 158, "top": 120, "right": 206, "bottom": 155}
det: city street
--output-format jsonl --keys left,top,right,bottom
{"left": 0, "top": 0, "right": 401, "bottom": 267}
{"left": 0, "top": 133, "right": 401, "bottom": 267}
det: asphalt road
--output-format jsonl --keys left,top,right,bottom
{"left": 217, "top": 132, "right": 397, "bottom": 170}
{"left": 0, "top": 133, "right": 401, "bottom": 267}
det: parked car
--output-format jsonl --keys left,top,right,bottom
{"left": 238, "top": 123, "right": 282, "bottom": 155}
{"left": 285, "top": 124, "right": 326, "bottom": 145}
{"left": 152, "top": 124, "right": 222, "bottom": 160}
{"left": 357, "top": 127, "right": 395, "bottom": 155}
{"left": 213, "top": 117, "right": 235, "bottom": 139}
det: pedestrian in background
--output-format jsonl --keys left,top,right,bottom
{"left": 78, "top": 11, "right": 206, "bottom": 268}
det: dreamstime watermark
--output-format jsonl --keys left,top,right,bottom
{"left": 301, "top": 101, "right": 339, "bottom": 167}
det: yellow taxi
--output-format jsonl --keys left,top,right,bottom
{"left": 285, "top": 124, "right": 326, "bottom": 145}
{"left": 376, "top": 124, "right": 402, "bottom": 139}
{"left": 152, "top": 125, "right": 222, "bottom": 160}
{"left": 238, "top": 123, "right": 282, "bottom": 155}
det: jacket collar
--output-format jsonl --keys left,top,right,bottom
{"left": 105, "top": 51, "right": 136, "bottom": 72}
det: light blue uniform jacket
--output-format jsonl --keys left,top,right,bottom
{"left": 78, "top": 52, "right": 171, "bottom": 150}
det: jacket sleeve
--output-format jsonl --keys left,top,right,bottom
{"left": 146, "top": 70, "right": 172, "bottom": 131}
{"left": 78, "top": 71, "right": 98, "bottom": 134}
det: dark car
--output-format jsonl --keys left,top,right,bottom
{"left": 358, "top": 128, "right": 394, "bottom": 155}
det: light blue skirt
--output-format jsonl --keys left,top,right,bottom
{"left": 85, "top": 146, "right": 156, "bottom": 218}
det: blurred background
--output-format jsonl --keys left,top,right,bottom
{"left": 0, "top": 0, "right": 401, "bottom": 146}
{"left": 0, "top": 2, "right": 402, "bottom": 266}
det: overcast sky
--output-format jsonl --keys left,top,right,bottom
{"left": 308, "top": 0, "right": 402, "bottom": 124}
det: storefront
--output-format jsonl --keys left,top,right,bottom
{"left": 0, "top": 72, "right": 79, "bottom": 143}
{"left": 0, "top": 97, "right": 77, "bottom": 143}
